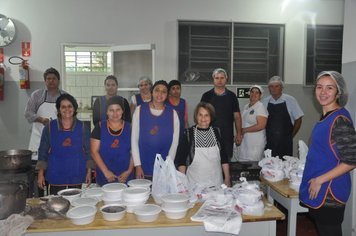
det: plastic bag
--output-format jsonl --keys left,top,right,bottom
{"left": 151, "top": 154, "right": 189, "bottom": 203}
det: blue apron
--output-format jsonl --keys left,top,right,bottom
{"left": 139, "top": 103, "right": 174, "bottom": 176}
{"left": 46, "top": 119, "right": 86, "bottom": 185}
{"left": 166, "top": 98, "right": 186, "bottom": 136}
{"left": 96, "top": 120, "right": 133, "bottom": 186}
{"left": 299, "top": 108, "right": 352, "bottom": 208}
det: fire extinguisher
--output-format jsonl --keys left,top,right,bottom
{"left": 9, "top": 56, "right": 30, "bottom": 89}
{"left": 0, "top": 63, "right": 4, "bottom": 101}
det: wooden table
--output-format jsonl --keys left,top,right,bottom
{"left": 25, "top": 198, "right": 284, "bottom": 236}
{"left": 261, "top": 178, "right": 308, "bottom": 236}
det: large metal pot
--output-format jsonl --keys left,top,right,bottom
{"left": 0, "top": 182, "right": 28, "bottom": 220}
{"left": 0, "top": 149, "right": 32, "bottom": 171}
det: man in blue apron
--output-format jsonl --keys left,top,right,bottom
{"left": 24, "top": 67, "right": 65, "bottom": 196}
{"left": 262, "top": 76, "right": 304, "bottom": 158}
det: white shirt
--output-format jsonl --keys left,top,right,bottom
{"left": 262, "top": 93, "right": 304, "bottom": 125}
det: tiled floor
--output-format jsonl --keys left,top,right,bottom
{"left": 276, "top": 205, "right": 318, "bottom": 236}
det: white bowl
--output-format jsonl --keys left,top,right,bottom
{"left": 66, "top": 205, "right": 97, "bottom": 225}
{"left": 102, "top": 196, "right": 124, "bottom": 205}
{"left": 127, "top": 179, "right": 152, "bottom": 188}
{"left": 102, "top": 183, "right": 127, "bottom": 200}
{"left": 161, "top": 193, "right": 189, "bottom": 210}
{"left": 125, "top": 202, "right": 145, "bottom": 213}
{"left": 134, "top": 204, "right": 161, "bottom": 222}
{"left": 71, "top": 197, "right": 98, "bottom": 207}
{"left": 58, "top": 188, "right": 82, "bottom": 202}
{"left": 82, "top": 187, "right": 103, "bottom": 201}
{"left": 100, "top": 204, "right": 126, "bottom": 221}
{"left": 122, "top": 187, "right": 150, "bottom": 200}
{"left": 162, "top": 206, "right": 189, "bottom": 219}
{"left": 123, "top": 195, "right": 149, "bottom": 204}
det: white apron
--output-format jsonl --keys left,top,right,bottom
{"left": 186, "top": 127, "right": 223, "bottom": 188}
{"left": 238, "top": 103, "right": 266, "bottom": 162}
{"left": 28, "top": 91, "right": 58, "bottom": 160}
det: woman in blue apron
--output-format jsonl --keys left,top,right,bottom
{"left": 91, "top": 96, "right": 134, "bottom": 186}
{"left": 36, "top": 94, "right": 93, "bottom": 195}
{"left": 299, "top": 71, "right": 356, "bottom": 236}
{"left": 131, "top": 80, "right": 180, "bottom": 179}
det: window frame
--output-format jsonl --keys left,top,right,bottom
{"left": 178, "top": 20, "right": 285, "bottom": 85}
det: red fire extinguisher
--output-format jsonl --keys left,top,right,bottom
{"left": 0, "top": 63, "right": 5, "bottom": 101}
{"left": 9, "top": 56, "right": 30, "bottom": 89}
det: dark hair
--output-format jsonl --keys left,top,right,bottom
{"left": 151, "top": 80, "right": 169, "bottom": 93}
{"left": 56, "top": 94, "right": 78, "bottom": 118}
{"left": 193, "top": 102, "right": 216, "bottom": 124}
{"left": 104, "top": 75, "right": 118, "bottom": 85}
{"left": 106, "top": 96, "right": 125, "bottom": 113}
{"left": 168, "top": 80, "right": 181, "bottom": 91}
{"left": 43, "top": 67, "right": 60, "bottom": 80}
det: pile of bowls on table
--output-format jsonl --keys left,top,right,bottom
{"left": 56, "top": 188, "right": 98, "bottom": 225}
{"left": 160, "top": 193, "right": 190, "bottom": 219}
{"left": 101, "top": 183, "right": 127, "bottom": 205}
{"left": 122, "top": 186, "right": 151, "bottom": 213}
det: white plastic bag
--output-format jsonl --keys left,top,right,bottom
{"left": 152, "top": 154, "right": 189, "bottom": 203}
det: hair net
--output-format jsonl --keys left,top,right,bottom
{"left": 268, "top": 76, "right": 284, "bottom": 87}
{"left": 316, "top": 71, "right": 348, "bottom": 107}
{"left": 212, "top": 68, "right": 228, "bottom": 78}
{"left": 137, "top": 76, "right": 152, "bottom": 87}
{"left": 250, "top": 85, "right": 263, "bottom": 95}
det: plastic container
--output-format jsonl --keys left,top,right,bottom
{"left": 66, "top": 205, "right": 97, "bottom": 225}
{"left": 162, "top": 206, "right": 189, "bottom": 219}
{"left": 100, "top": 204, "right": 126, "bottom": 221}
{"left": 82, "top": 187, "right": 103, "bottom": 201}
{"left": 127, "top": 179, "right": 152, "bottom": 188}
{"left": 122, "top": 187, "right": 150, "bottom": 200}
{"left": 71, "top": 197, "right": 98, "bottom": 207}
{"left": 102, "top": 183, "right": 127, "bottom": 200}
{"left": 134, "top": 204, "right": 161, "bottom": 222}
{"left": 58, "top": 188, "right": 82, "bottom": 202}
{"left": 161, "top": 193, "right": 189, "bottom": 210}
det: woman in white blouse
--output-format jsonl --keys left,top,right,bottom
{"left": 238, "top": 85, "right": 268, "bottom": 161}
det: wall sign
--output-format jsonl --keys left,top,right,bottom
{"left": 21, "top": 42, "right": 31, "bottom": 57}
{"left": 236, "top": 88, "right": 250, "bottom": 98}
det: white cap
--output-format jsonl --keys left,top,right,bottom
{"left": 268, "top": 76, "right": 284, "bottom": 87}
{"left": 250, "top": 85, "right": 263, "bottom": 95}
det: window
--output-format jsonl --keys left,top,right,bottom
{"left": 178, "top": 21, "right": 284, "bottom": 84}
{"left": 64, "top": 46, "right": 111, "bottom": 73}
{"left": 305, "top": 25, "right": 343, "bottom": 85}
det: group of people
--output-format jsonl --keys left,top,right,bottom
{"left": 25, "top": 67, "right": 355, "bottom": 236}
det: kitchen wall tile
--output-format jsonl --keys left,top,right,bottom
{"left": 81, "top": 87, "right": 93, "bottom": 98}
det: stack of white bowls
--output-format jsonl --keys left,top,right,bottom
{"left": 161, "top": 193, "right": 190, "bottom": 219}
{"left": 102, "top": 183, "right": 127, "bottom": 205}
{"left": 82, "top": 187, "right": 104, "bottom": 201}
{"left": 122, "top": 187, "right": 150, "bottom": 213}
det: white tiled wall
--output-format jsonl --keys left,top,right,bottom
{"left": 65, "top": 73, "right": 106, "bottom": 110}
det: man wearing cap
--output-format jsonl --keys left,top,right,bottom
{"left": 201, "top": 68, "right": 242, "bottom": 160}
{"left": 262, "top": 76, "right": 304, "bottom": 158}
